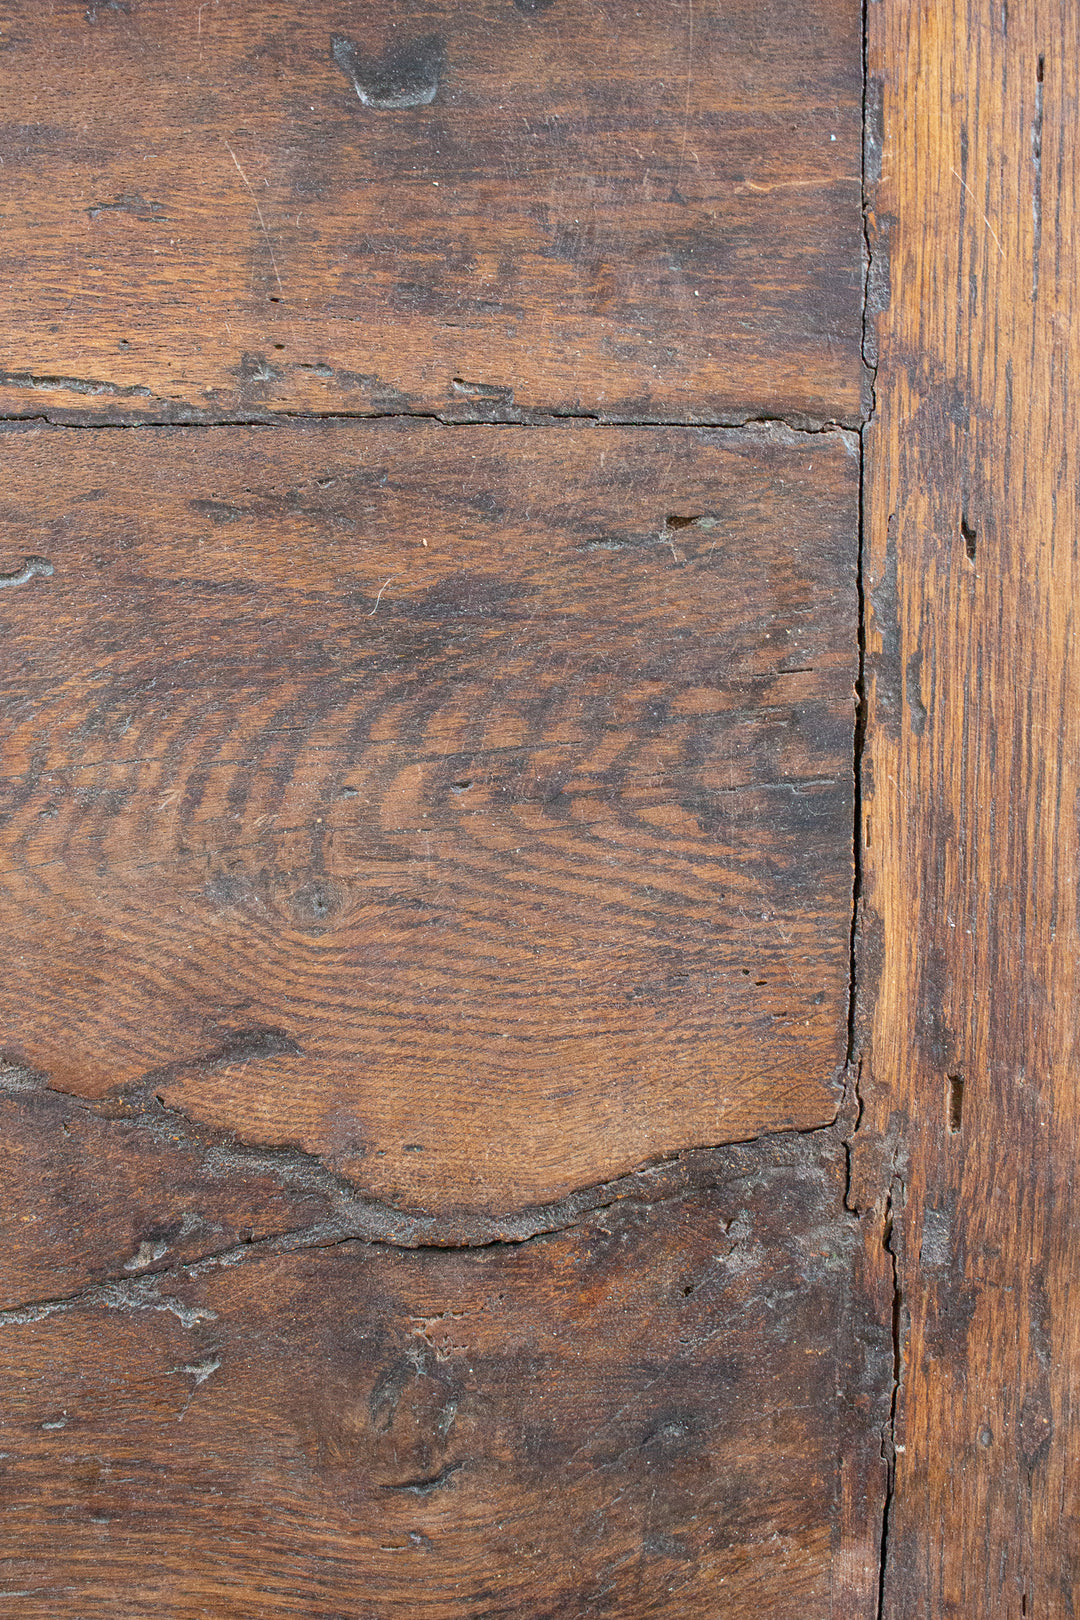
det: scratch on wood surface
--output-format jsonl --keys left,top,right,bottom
{"left": 224, "top": 140, "right": 284, "bottom": 294}
{"left": 172, "top": 1354, "right": 222, "bottom": 1420}
{"left": 369, "top": 575, "right": 394, "bottom": 615}
{"left": 739, "top": 177, "right": 862, "bottom": 194}
{"left": 675, "top": 0, "right": 694, "bottom": 191}
{"left": 949, "top": 165, "right": 1006, "bottom": 257}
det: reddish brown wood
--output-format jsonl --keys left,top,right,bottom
{"left": 0, "top": 0, "right": 864, "bottom": 426}
{"left": 0, "top": 420, "right": 858, "bottom": 1215}
{"left": 856, "top": 0, "right": 1080, "bottom": 1613}
{"left": 0, "top": 1128, "right": 890, "bottom": 1619}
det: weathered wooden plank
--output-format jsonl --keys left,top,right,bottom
{"left": 0, "top": 1062, "right": 844, "bottom": 1299}
{"left": 857, "top": 0, "right": 1080, "bottom": 1613}
{"left": 0, "top": 0, "right": 864, "bottom": 425}
{"left": 0, "top": 420, "right": 858, "bottom": 1215}
{"left": 0, "top": 1130, "right": 891, "bottom": 1619}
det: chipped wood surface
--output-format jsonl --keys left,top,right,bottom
{"left": 857, "top": 0, "right": 1080, "bottom": 1613}
{"left": 0, "top": 420, "right": 858, "bottom": 1215}
{"left": 0, "top": 0, "right": 865, "bottom": 426}
{"left": 0, "top": 1129, "right": 890, "bottom": 1619}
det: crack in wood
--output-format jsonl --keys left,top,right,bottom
{"left": 0, "top": 1115, "right": 850, "bottom": 1326}
{"left": 0, "top": 1056, "right": 847, "bottom": 1283}
{"left": 0, "top": 403, "right": 864, "bottom": 434}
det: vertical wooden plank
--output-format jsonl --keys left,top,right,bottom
{"left": 860, "top": 0, "right": 1080, "bottom": 1613}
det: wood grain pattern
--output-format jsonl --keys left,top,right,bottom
{"left": 0, "top": 0, "right": 864, "bottom": 426}
{"left": 857, "top": 0, "right": 1080, "bottom": 1612}
{"left": 0, "top": 420, "right": 858, "bottom": 1215}
{"left": 0, "top": 1128, "right": 891, "bottom": 1619}
{"left": 0, "top": 3, "right": 893, "bottom": 1611}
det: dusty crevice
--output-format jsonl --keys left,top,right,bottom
{"left": 0, "top": 397, "right": 863, "bottom": 437}
{"left": 0, "top": 1126, "right": 841, "bottom": 1327}
{"left": 877, "top": 1175, "right": 905, "bottom": 1619}
{"left": 856, "top": 1, "right": 897, "bottom": 1612}
{"left": 381, "top": 1461, "right": 467, "bottom": 1496}
{"left": 0, "top": 1273, "right": 218, "bottom": 1331}
{"left": 2, "top": 1053, "right": 846, "bottom": 1256}
{"left": 1, "top": 1050, "right": 853, "bottom": 1323}
{"left": 841, "top": 1061, "right": 864, "bottom": 1214}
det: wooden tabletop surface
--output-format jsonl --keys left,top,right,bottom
{"left": 0, "top": 0, "right": 1075, "bottom": 1615}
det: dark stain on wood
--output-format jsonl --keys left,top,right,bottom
{"left": 0, "top": 1128, "right": 891, "bottom": 1619}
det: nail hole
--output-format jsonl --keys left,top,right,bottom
{"left": 664, "top": 514, "right": 703, "bottom": 530}
{"left": 450, "top": 780, "right": 472, "bottom": 794}
{"left": 960, "top": 514, "right": 977, "bottom": 562}
{"left": 947, "top": 1074, "right": 965, "bottom": 1133}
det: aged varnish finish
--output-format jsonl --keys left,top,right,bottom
{"left": 0, "top": 0, "right": 884, "bottom": 1603}
{"left": 0, "top": 1126, "right": 890, "bottom": 1618}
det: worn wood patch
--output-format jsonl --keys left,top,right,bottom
{"left": 0, "top": 0, "right": 864, "bottom": 425}
{"left": 856, "top": 0, "right": 1080, "bottom": 1613}
{"left": 0, "top": 1131, "right": 890, "bottom": 1619}
{"left": 0, "top": 420, "right": 858, "bottom": 1214}
{"left": 0, "top": 1072, "right": 335, "bottom": 1311}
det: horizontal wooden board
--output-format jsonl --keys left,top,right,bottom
{"left": 0, "top": 420, "right": 858, "bottom": 1214}
{"left": 0, "top": 0, "right": 864, "bottom": 425}
{"left": 0, "top": 1131, "right": 891, "bottom": 1619}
